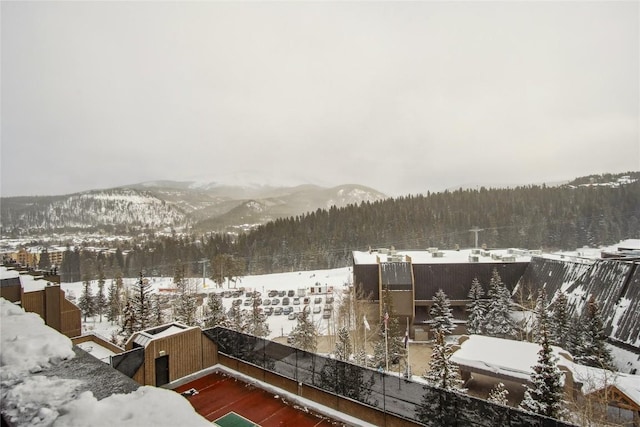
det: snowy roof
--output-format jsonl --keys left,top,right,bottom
{"left": 76, "top": 341, "right": 117, "bottom": 364}
{"left": 0, "top": 266, "right": 20, "bottom": 280}
{"left": 132, "top": 323, "right": 191, "bottom": 347}
{"left": 352, "top": 248, "right": 532, "bottom": 265}
{"left": 451, "top": 335, "right": 640, "bottom": 407}
{"left": 541, "top": 239, "right": 640, "bottom": 262}
{"left": 0, "top": 297, "right": 210, "bottom": 427}
{"left": 570, "top": 363, "right": 640, "bottom": 407}
{"left": 0, "top": 266, "right": 51, "bottom": 292}
{"left": 451, "top": 335, "right": 572, "bottom": 382}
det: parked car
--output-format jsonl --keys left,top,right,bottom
{"left": 268, "top": 290, "right": 278, "bottom": 298}
{"left": 264, "top": 307, "right": 273, "bottom": 316}
{"left": 271, "top": 298, "right": 280, "bottom": 305}
{"left": 314, "top": 297, "right": 322, "bottom": 304}
{"left": 232, "top": 299, "right": 242, "bottom": 306}
{"left": 326, "top": 296, "right": 334, "bottom": 304}
{"left": 283, "top": 306, "right": 293, "bottom": 315}
{"left": 287, "top": 335, "right": 295, "bottom": 344}
{"left": 313, "top": 305, "right": 321, "bottom": 314}
{"left": 292, "top": 297, "right": 300, "bottom": 305}
{"left": 322, "top": 308, "right": 332, "bottom": 319}
{"left": 287, "top": 290, "right": 295, "bottom": 297}
{"left": 288, "top": 312, "right": 297, "bottom": 320}
{"left": 262, "top": 299, "right": 271, "bottom": 306}
{"left": 282, "top": 297, "right": 290, "bottom": 306}
{"left": 303, "top": 297, "right": 310, "bottom": 305}
{"left": 243, "top": 299, "right": 252, "bottom": 306}
{"left": 274, "top": 307, "right": 283, "bottom": 315}
{"left": 278, "top": 290, "right": 286, "bottom": 297}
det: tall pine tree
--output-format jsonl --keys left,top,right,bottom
{"left": 204, "top": 292, "right": 229, "bottom": 328}
{"left": 95, "top": 270, "right": 107, "bottom": 323}
{"left": 484, "top": 269, "right": 515, "bottom": 339}
{"left": 574, "top": 296, "right": 615, "bottom": 370}
{"left": 246, "top": 296, "right": 269, "bottom": 337}
{"left": 520, "top": 322, "right": 567, "bottom": 420}
{"left": 422, "top": 331, "right": 465, "bottom": 391}
{"left": 429, "top": 289, "right": 455, "bottom": 336}
{"left": 334, "top": 326, "right": 352, "bottom": 361}
{"left": 466, "top": 277, "right": 485, "bottom": 335}
{"left": 290, "top": 307, "right": 318, "bottom": 352}
{"left": 131, "top": 272, "right": 152, "bottom": 332}
{"left": 549, "top": 291, "right": 570, "bottom": 349}
{"left": 532, "top": 289, "right": 549, "bottom": 344}
{"left": 78, "top": 275, "right": 95, "bottom": 323}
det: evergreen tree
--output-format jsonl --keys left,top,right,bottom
{"left": 227, "top": 304, "right": 247, "bottom": 333}
{"left": 565, "top": 315, "right": 586, "bottom": 356}
{"left": 151, "top": 294, "right": 164, "bottom": 327}
{"left": 131, "top": 272, "right": 152, "bottom": 331}
{"left": 106, "top": 277, "right": 122, "bottom": 324}
{"left": 520, "top": 323, "right": 567, "bottom": 419}
{"left": 354, "top": 348, "right": 367, "bottom": 367}
{"left": 484, "top": 269, "right": 515, "bottom": 339}
{"left": 290, "top": 307, "right": 318, "bottom": 352}
{"left": 319, "top": 356, "right": 375, "bottom": 403}
{"left": 430, "top": 289, "right": 455, "bottom": 335}
{"left": 172, "top": 261, "right": 197, "bottom": 326}
{"left": 38, "top": 249, "right": 51, "bottom": 270}
{"left": 466, "top": 277, "right": 485, "bottom": 335}
{"left": 204, "top": 292, "right": 229, "bottom": 328}
{"left": 532, "top": 289, "right": 549, "bottom": 344}
{"left": 334, "top": 326, "right": 352, "bottom": 361}
{"left": 95, "top": 270, "right": 107, "bottom": 323}
{"left": 487, "top": 382, "right": 509, "bottom": 406}
{"left": 422, "top": 331, "right": 466, "bottom": 391}
{"left": 246, "top": 296, "right": 269, "bottom": 337}
{"left": 120, "top": 299, "right": 136, "bottom": 340}
{"left": 78, "top": 275, "right": 95, "bottom": 323}
{"left": 574, "top": 296, "right": 615, "bottom": 370}
{"left": 549, "top": 291, "right": 570, "bottom": 349}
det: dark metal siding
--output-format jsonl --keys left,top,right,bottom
{"left": 517, "top": 257, "right": 592, "bottom": 302}
{"left": 353, "top": 264, "right": 380, "bottom": 300}
{"left": 517, "top": 257, "right": 640, "bottom": 349}
{"left": 380, "top": 262, "right": 413, "bottom": 290}
{"left": 611, "top": 264, "right": 640, "bottom": 347}
{"left": 413, "top": 263, "right": 528, "bottom": 301}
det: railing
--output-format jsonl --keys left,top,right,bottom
{"left": 204, "top": 327, "right": 574, "bottom": 427}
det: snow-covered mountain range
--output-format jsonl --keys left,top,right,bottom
{"left": 0, "top": 181, "right": 387, "bottom": 234}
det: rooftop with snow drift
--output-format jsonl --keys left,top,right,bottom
{"left": 352, "top": 247, "right": 535, "bottom": 264}
{"left": 0, "top": 298, "right": 210, "bottom": 426}
{"left": 452, "top": 335, "right": 640, "bottom": 410}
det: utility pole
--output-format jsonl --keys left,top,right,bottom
{"left": 198, "top": 259, "right": 208, "bottom": 289}
{"left": 469, "top": 227, "right": 484, "bottom": 248}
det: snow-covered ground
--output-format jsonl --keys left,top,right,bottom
{"left": 0, "top": 298, "right": 210, "bottom": 427}
{"left": 61, "top": 266, "right": 353, "bottom": 342}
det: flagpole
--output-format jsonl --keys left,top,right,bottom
{"left": 364, "top": 324, "right": 367, "bottom": 368}
{"left": 384, "top": 312, "right": 389, "bottom": 372}
{"left": 363, "top": 314, "right": 370, "bottom": 368}
{"left": 405, "top": 317, "right": 410, "bottom": 378}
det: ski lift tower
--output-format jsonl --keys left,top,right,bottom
{"left": 469, "top": 227, "right": 484, "bottom": 249}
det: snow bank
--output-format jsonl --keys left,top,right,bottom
{"left": 53, "top": 386, "right": 211, "bottom": 427}
{"left": 0, "top": 298, "right": 75, "bottom": 378}
{"left": 1, "top": 298, "right": 210, "bottom": 427}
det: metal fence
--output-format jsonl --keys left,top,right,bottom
{"left": 203, "top": 327, "right": 574, "bottom": 427}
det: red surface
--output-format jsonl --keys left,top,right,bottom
{"left": 174, "top": 372, "right": 340, "bottom": 426}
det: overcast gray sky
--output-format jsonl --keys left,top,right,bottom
{"left": 1, "top": 1, "right": 638, "bottom": 197}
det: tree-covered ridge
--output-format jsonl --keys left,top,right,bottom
{"left": 232, "top": 181, "right": 639, "bottom": 273}
{"left": 56, "top": 180, "right": 639, "bottom": 279}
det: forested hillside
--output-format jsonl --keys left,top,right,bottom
{"left": 57, "top": 179, "right": 640, "bottom": 280}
